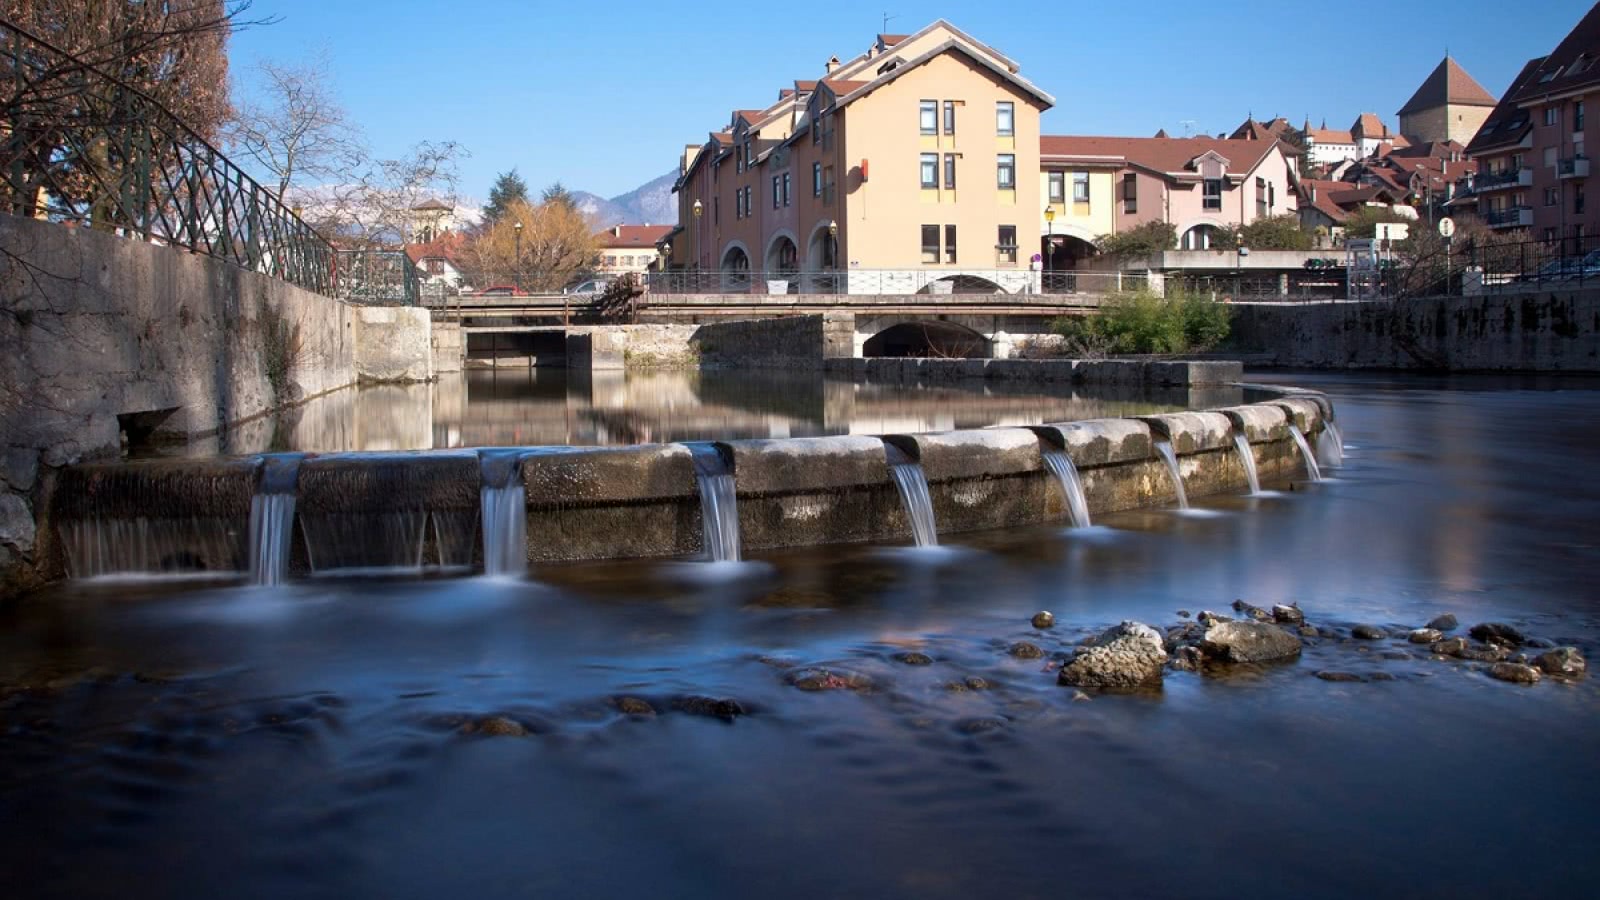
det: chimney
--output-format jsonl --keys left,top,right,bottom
{"left": 613, "top": 225, "right": 621, "bottom": 237}
{"left": 1311, "top": 185, "right": 1316, "bottom": 202}
{"left": 825, "top": 55, "right": 840, "bottom": 74}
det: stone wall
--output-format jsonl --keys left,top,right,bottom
{"left": 0, "top": 214, "right": 431, "bottom": 596}
{"left": 354, "top": 306, "right": 434, "bottom": 382}
{"left": 1230, "top": 289, "right": 1600, "bottom": 371}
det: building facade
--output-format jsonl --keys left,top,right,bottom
{"left": 1399, "top": 57, "right": 1498, "bottom": 145}
{"left": 595, "top": 224, "right": 674, "bottom": 276}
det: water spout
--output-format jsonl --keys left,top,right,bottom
{"left": 1042, "top": 450, "right": 1091, "bottom": 528}
{"left": 1231, "top": 432, "right": 1261, "bottom": 496}
{"left": 1288, "top": 423, "right": 1323, "bottom": 482}
{"left": 248, "top": 454, "right": 302, "bottom": 586}
{"left": 478, "top": 449, "right": 528, "bottom": 576}
{"left": 1317, "top": 420, "right": 1344, "bottom": 469}
{"left": 1153, "top": 440, "right": 1189, "bottom": 509}
{"left": 685, "top": 443, "right": 740, "bottom": 562}
{"left": 884, "top": 442, "right": 939, "bottom": 547}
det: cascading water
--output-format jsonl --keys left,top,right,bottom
{"left": 1153, "top": 439, "right": 1189, "bottom": 509}
{"left": 685, "top": 443, "right": 740, "bottom": 562}
{"left": 478, "top": 449, "right": 529, "bottom": 576}
{"left": 1316, "top": 420, "right": 1344, "bottom": 469}
{"left": 884, "top": 442, "right": 939, "bottom": 547}
{"left": 1231, "top": 432, "right": 1262, "bottom": 496}
{"left": 247, "top": 454, "right": 302, "bottom": 586}
{"left": 1042, "top": 450, "right": 1091, "bottom": 528}
{"left": 1288, "top": 423, "right": 1323, "bottom": 482}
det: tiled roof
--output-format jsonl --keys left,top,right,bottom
{"left": 1469, "top": 56, "right": 1546, "bottom": 153}
{"left": 877, "top": 33, "right": 909, "bottom": 46}
{"left": 820, "top": 78, "right": 870, "bottom": 94}
{"left": 411, "top": 198, "right": 451, "bottom": 211}
{"left": 1305, "top": 128, "right": 1355, "bottom": 145}
{"left": 1509, "top": 3, "right": 1600, "bottom": 104}
{"left": 1039, "top": 135, "right": 1284, "bottom": 176}
{"left": 596, "top": 224, "right": 675, "bottom": 249}
{"left": 1399, "top": 56, "right": 1497, "bottom": 115}
{"left": 1352, "top": 113, "right": 1389, "bottom": 138}
{"left": 404, "top": 232, "right": 467, "bottom": 266}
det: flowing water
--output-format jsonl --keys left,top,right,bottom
{"left": 1153, "top": 439, "right": 1189, "bottom": 509}
{"left": 1288, "top": 423, "right": 1324, "bottom": 481}
{"left": 477, "top": 450, "right": 529, "bottom": 577}
{"left": 59, "top": 517, "right": 243, "bottom": 579}
{"left": 1042, "top": 449, "right": 1091, "bottom": 527}
{"left": 885, "top": 443, "right": 939, "bottom": 547}
{"left": 1317, "top": 419, "right": 1345, "bottom": 468}
{"left": 246, "top": 455, "right": 302, "bottom": 586}
{"left": 300, "top": 511, "right": 428, "bottom": 573}
{"left": 686, "top": 443, "right": 741, "bottom": 562}
{"left": 1231, "top": 431, "right": 1262, "bottom": 495}
{"left": 6, "top": 375, "right": 1600, "bottom": 899}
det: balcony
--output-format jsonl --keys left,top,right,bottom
{"left": 1471, "top": 168, "right": 1534, "bottom": 192}
{"left": 1485, "top": 206, "right": 1534, "bottom": 229}
{"left": 1558, "top": 155, "right": 1590, "bottom": 179}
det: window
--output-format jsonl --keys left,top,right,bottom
{"left": 997, "top": 154, "right": 1015, "bottom": 188}
{"left": 1578, "top": 101, "right": 1587, "bottom": 131}
{"left": 1545, "top": 107, "right": 1560, "bottom": 127}
{"left": 813, "top": 162, "right": 822, "bottom": 197}
{"left": 944, "top": 224, "right": 957, "bottom": 263}
{"left": 943, "top": 100, "right": 956, "bottom": 134}
{"left": 1545, "top": 227, "right": 1559, "bottom": 244}
{"left": 605, "top": 255, "right": 617, "bottom": 267}
{"left": 920, "top": 100, "right": 937, "bottom": 135}
{"left": 1546, "top": 147, "right": 1559, "bottom": 168}
{"left": 1048, "top": 171, "right": 1065, "bottom": 203}
{"left": 1203, "top": 178, "right": 1223, "bottom": 211}
{"left": 944, "top": 153, "right": 957, "bottom": 189}
{"left": 996, "top": 101, "right": 1014, "bottom": 136}
{"left": 921, "top": 224, "right": 940, "bottom": 263}
{"left": 1546, "top": 187, "right": 1559, "bottom": 206}
{"left": 920, "top": 153, "right": 939, "bottom": 188}
{"left": 1576, "top": 184, "right": 1586, "bottom": 215}
{"left": 1122, "top": 174, "right": 1137, "bottom": 214}
{"left": 1072, "top": 171, "right": 1090, "bottom": 203}
{"left": 996, "top": 225, "right": 1018, "bottom": 265}
{"left": 772, "top": 175, "right": 781, "bottom": 209}
{"left": 1256, "top": 176, "right": 1268, "bottom": 218}
{"left": 1512, "top": 152, "right": 1525, "bottom": 170}
{"left": 782, "top": 172, "right": 791, "bottom": 207}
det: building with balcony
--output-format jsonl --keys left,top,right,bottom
{"left": 1468, "top": 2, "right": 1600, "bottom": 247}
{"left": 671, "top": 21, "right": 1053, "bottom": 293}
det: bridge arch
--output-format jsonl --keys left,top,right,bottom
{"left": 1174, "top": 218, "right": 1230, "bottom": 250}
{"left": 860, "top": 318, "right": 994, "bottom": 359}
{"left": 915, "top": 273, "right": 1005, "bottom": 295}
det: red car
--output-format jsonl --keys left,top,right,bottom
{"left": 476, "top": 285, "right": 519, "bottom": 296}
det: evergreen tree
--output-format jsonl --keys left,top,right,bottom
{"left": 482, "top": 169, "right": 529, "bottom": 224}
{"left": 541, "top": 181, "right": 577, "bottom": 211}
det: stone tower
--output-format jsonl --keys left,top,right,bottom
{"left": 1398, "top": 56, "right": 1498, "bottom": 145}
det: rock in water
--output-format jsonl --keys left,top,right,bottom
{"left": 893, "top": 651, "right": 934, "bottom": 666}
{"left": 473, "top": 716, "right": 528, "bottom": 737}
{"left": 1200, "top": 621, "right": 1304, "bottom": 663}
{"left": 1057, "top": 621, "right": 1167, "bottom": 688}
{"left": 1426, "top": 613, "right": 1458, "bottom": 631}
{"left": 613, "top": 696, "right": 656, "bottom": 716}
{"left": 1008, "top": 642, "right": 1044, "bottom": 660}
{"left": 1272, "top": 605, "right": 1305, "bottom": 625}
{"left": 1351, "top": 624, "right": 1387, "bottom": 640}
{"left": 1031, "top": 611, "right": 1055, "bottom": 629}
{"left": 1469, "top": 623, "right": 1526, "bottom": 646}
{"left": 1535, "top": 647, "right": 1587, "bottom": 676}
{"left": 1315, "top": 671, "right": 1365, "bottom": 682}
{"left": 1487, "top": 662, "right": 1541, "bottom": 684}
{"left": 671, "top": 696, "right": 746, "bottom": 720}
{"left": 1409, "top": 628, "right": 1444, "bottom": 644}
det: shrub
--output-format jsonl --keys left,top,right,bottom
{"left": 1050, "top": 289, "right": 1231, "bottom": 356}
{"left": 1095, "top": 221, "right": 1177, "bottom": 260}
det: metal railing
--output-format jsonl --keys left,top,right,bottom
{"left": 1484, "top": 207, "right": 1532, "bottom": 228}
{"left": 1450, "top": 234, "right": 1600, "bottom": 293}
{"left": 0, "top": 18, "right": 335, "bottom": 295}
{"left": 335, "top": 250, "right": 420, "bottom": 306}
{"left": 1471, "top": 168, "right": 1527, "bottom": 191}
{"left": 643, "top": 268, "right": 1149, "bottom": 296}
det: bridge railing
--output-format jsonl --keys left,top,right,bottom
{"left": 335, "top": 250, "right": 421, "bottom": 306}
{"left": 0, "top": 18, "right": 336, "bottom": 295}
{"left": 645, "top": 268, "right": 1148, "bottom": 296}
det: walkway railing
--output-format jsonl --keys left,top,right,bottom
{"left": 643, "top": 268, "right": 1149, "bottom": 296}
{"left": 336, "top": 250, "right": 420, "bottom": 306}
{"left": 0, "top": 18, "right": 335, "bottom": 295}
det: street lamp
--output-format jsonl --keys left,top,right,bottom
{"left": 826, "top": 220, "right": 840, "bottom": 293}
{"left": 513, "top": 220, "right": 523, "bottom": 294}
{"left": 1043, "top": 206, "right": 1056, "bottom": 275}
{"left": 692, "top": 200, "right": 704, "bottom": 288}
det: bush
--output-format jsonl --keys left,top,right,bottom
{"left": 1051, "top": 289, "right": 1232, "bottom": 356}
{"left": 1096, "top": 221, "right": 1177, "bottom": 259}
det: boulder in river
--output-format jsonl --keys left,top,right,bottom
{"left": 1057, "top": 621, "right": 1167, "bottom": 689}
{"left": 1008, "top": 642, "right": 1044, "bottom": 660}
{"left": 1200, "top": 621, "right": 1303, "bottom": 663}
{"left": 1031, "top": 611, "right": 1056, "bottom": 629}
{"left": 1426, "top": 613, "right": 1458, "bottom": 631}
{"left": 1351, "top": 624, "right": 1387, "bottom": 640}
{"left": 1487, "top": 662, "right": 1541, "bottom": 685}
{"left": 1534, "top": 647, "right": 1586, "bottom": 677}
{"left": 1469, "top": 623, "right": 1526, "bottom": 646}
{"left": 1272, "top": 605, "right": 1305, "bottom": 625}
{"left": 1408, "top": 628, "right": 1444, "bottom": 644}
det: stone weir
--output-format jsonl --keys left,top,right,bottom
{"left": 36, "top": 389, "right": 1334, "bottom": 581}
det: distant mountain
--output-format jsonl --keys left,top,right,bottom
{"left": 573, "top": 170, "right": 679, "bottom": 229}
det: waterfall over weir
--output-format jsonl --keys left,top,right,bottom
{"left": 686, "top": 443, "right": 740, "bottom": 562}
{"left": 1042, "top": 450, "right": 1091, "bottom": 528}
{"left": 1231, "top": 432, "right": 1262, "bottom": 496}
{"left": 248, "top": 455, "right": 302, "bottom": 586}
{"left": 478, "top": 450, "right": 529, "bottom": 577}
{"left": 1153, "top": 440, "right": 1189, "bottom": 510}
{"left": 1288, "top": 424, "right": 1323, "bottom": 482}
{"left": 884, "top": 443, "right": 939, "bottom": 547}
{"left": 1317, "top": 420, "right": 1344, "bottom": 469}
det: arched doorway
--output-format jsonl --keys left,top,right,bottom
{"left": 1180, "top": 224, "right": 1223, "bottom": 250}
{"left": 720, "top": 244, "right": 750, "bottom": 292}
{"left": 764, "top": 233, "right": 799, "bottom": 294}
{"left": 804, "top": 222, "right": 840, "bottom": 293}
{"left": 863, "top": 321, "right": 992, "bottom": 358}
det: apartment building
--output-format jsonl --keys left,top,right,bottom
{"left": 1037, "top": 136, "right": 1299, "bottom": 250}
{"left": 596, "top": 224, "right": 674, "bottom": 276}
{"left": 672, "top": 21, "right": 1054, "bottom": 293}
{"left": 1463, "top": 59, "right": 1541, "bottom": 233}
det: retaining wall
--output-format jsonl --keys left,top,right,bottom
{"left": 1231, "top": 289, "right": 1600, "bottom": 370}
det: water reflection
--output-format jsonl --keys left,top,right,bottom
{"left": 195, "top": 369, "right": 1231, "bottom": 455}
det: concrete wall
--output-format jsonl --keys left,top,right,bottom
{"left": 431, "top": 319, "right": 464, "bottom": 374}
{"left": 354, "top": 306, "right": 434, "bottom": 382}
{"left": 0, "top": 214, "right": 433, "bottom": 596}
{"left": 1231, "top": 289, "right": 1600, "bottom": 370}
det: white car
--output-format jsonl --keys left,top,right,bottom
{"left": 563, "top": 278, "right": 611, "bottom": 297}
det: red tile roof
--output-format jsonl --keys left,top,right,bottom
{"left": 877, "top": 33, "right": 909, "bottom": 46}
{"left": 596, "top": 224, "right": 675, "bottom": 249}
{"left": 1305, "top": 127, "right": 1355, "bottom": 145}
{"left": 1039, "top": 135, "right": 1285, "bottom": 177}
{"left": 1399, "top": 56, "right": 1497, "bottom": 115}
{"left": 404, "top": 232, "right": 467, "bottom": 266}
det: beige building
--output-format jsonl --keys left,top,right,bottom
{"left": 1399, "top": 56, "right": 1498, "bottom": 145}
{"left": 595, "top": 224, "right": 674, "bottom": 276}
{"left": 673, "top": 21, "right": 1054, "bottom": 293}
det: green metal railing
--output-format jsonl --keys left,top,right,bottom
{"left": 0, "top": 18, "right": 340, "bottom": 295}
{"left": 335, "top": 249, "right": 419, "bottom": 306}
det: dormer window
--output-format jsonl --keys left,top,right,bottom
{"left": 1203, "top": 178, "right": 1223, "bottom": 210}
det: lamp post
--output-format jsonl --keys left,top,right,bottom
{"left": 1044, "top": 207, "right": 1056, "bottom": 278}
{"left": 692, "top": 199, "right": 704, "bottom": 290}
{"left": 827, "top": 220, "right": 839, "bottom": 294}
{"left": 513, "top": 220, "right": 523, "bottom": 294}
{"left": 659, "top": 242, "right": 671, "bottom": 295}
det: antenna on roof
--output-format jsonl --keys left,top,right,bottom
{"left": 1180, "top": 119, "right": 1197, "bottom": 138}
{"left": 882, "top": 11, "right": 897, "bottom": 31}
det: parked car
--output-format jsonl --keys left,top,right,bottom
{"left": 1518, "top": 251, "right": 1600, "bottom": 283}
{"left": 563, "top": 278, "right": 611, "bottom": 297}
{"left": 476, "top": 285, "right": 518, "bottom": 296}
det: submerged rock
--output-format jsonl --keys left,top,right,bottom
{"left": 470, "top": 716, "right": 528, "bottom": 737}
{"left": 1469, "top": 623, "right": 1526, "bottom": 646}
{"left": 1525, "top": 637, "right": 1557, "bottom": 649}
{"left": 1535, "top": 647, "right": 1587, "bottom": 677}
{"left": 1409, "top": 628, "right": 1444, "bottom": 644}
{"left": 1198, "top": 610, "right": 1233, "bottom": 627}
{"left": 1057, "top": 621, "right": 1166, "bottom": 689}
{"left": 671, "top": 695, "right": 746, "bottom": 720}
{"left": 1430, "top": 637, "right": 1470, "bottom": 657}
{"left": 1031, "top": 611, "right": 1056, "bottom": 629}
{"left": 1200, "top": 621, "right": 1303, "bottom": 664}
{"left": 1351, "top": 624, "right": 1387, "bottom": 640}
{"left": 1169, "top": 646, "right": 1204, "bottom": 671}
{"left": 955, "top": 717, "right": 1008, "bottom": 735}
{"left": 1487, "top": 662, "right": 1541, "bottom": 685}
{"left": 1232, "top": 600, "right": 1273, "bottom": 622}
{"left": 1426, "top": 613, "right": 1459, "bottom": 631}
{"left": 1008, "top": 642, "right": 1044, "bottom": 660}
{"left": 893, "top": 651, "right": 934, "bottom": 666}
{"left": 1315, "top": 671, "right": 1365, "bottom": 683}
{"left": 1272, "top": 604, "right": 1305, "bottom": 625}
{"left": 787, "top": 668, "right": 873, "bottom": 692}
{"left": 1298, "top": 624, "right": 1319, "bottom": 637}
{"left": 612, "top": 696, "right": 656, "bottom": 717}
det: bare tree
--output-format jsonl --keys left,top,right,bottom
{"left": 295, "top": 140, "right": 467, "bottom": 248}
{"left": 224, "top": 55, "right": 363, "bottom": 198}
{"left": 465, "top": 198, "right": 596, "bottom": 291}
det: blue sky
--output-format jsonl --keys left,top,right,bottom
{"left": 230, "top": 0, "right": 1592, "bottom": 200}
